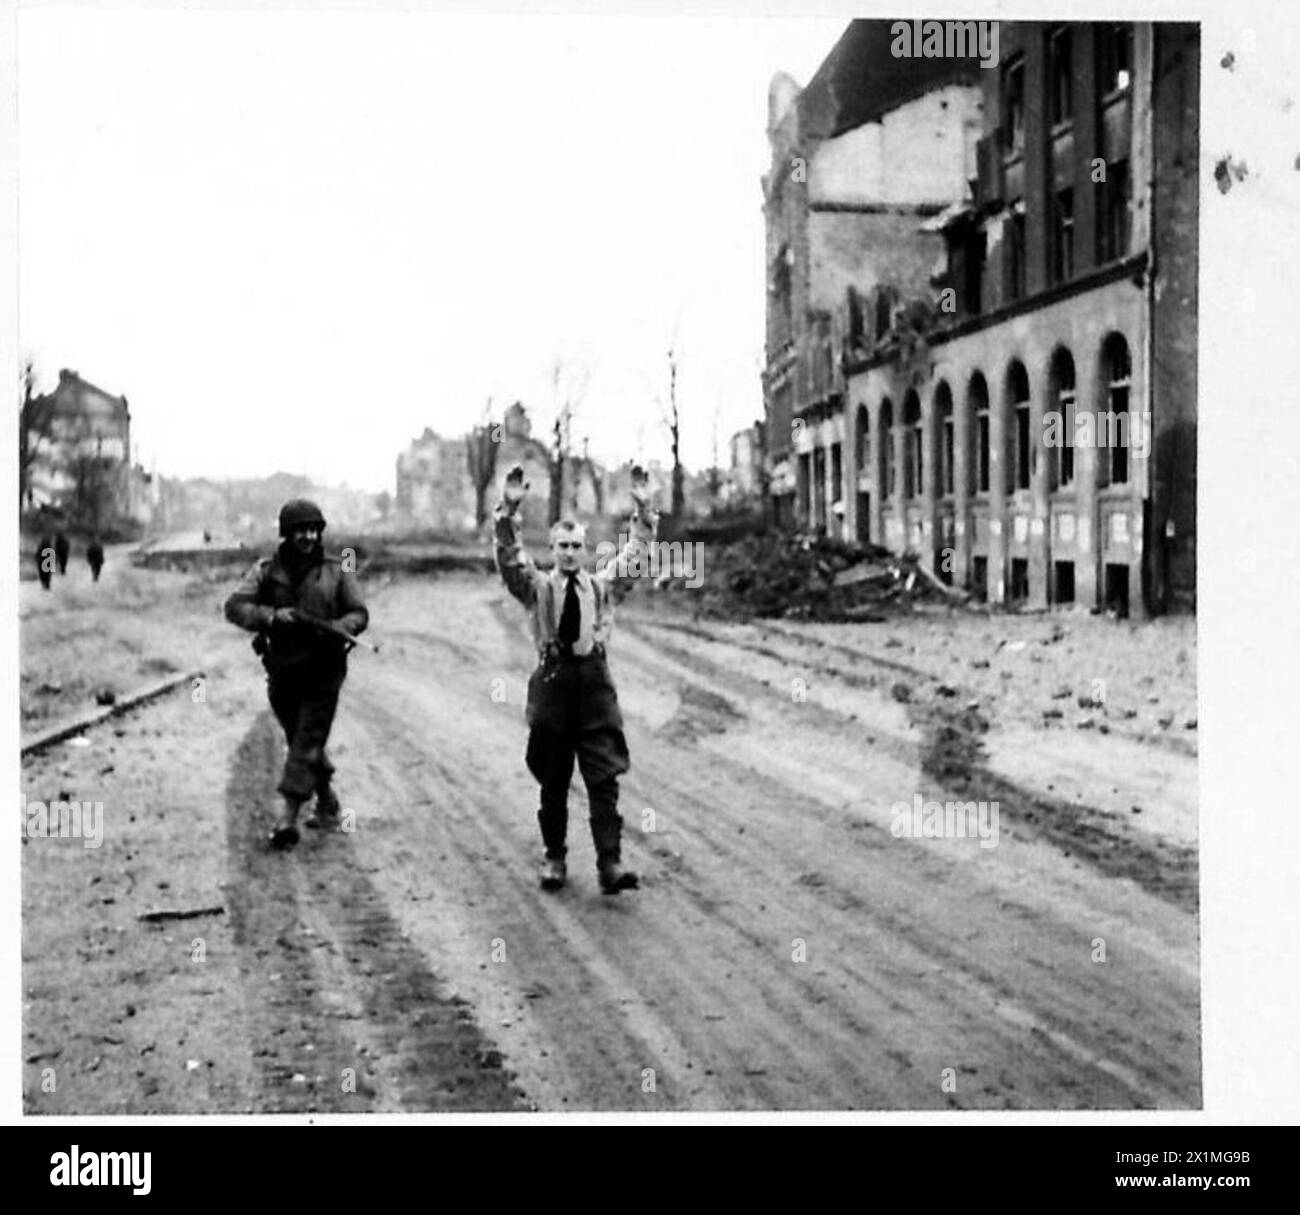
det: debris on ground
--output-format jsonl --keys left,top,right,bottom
{"left": 693, "top": 530, "right": 972, "bottom": 622}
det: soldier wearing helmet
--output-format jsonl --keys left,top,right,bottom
{"left": 224, "top": 499, "right": 369, "bottom": 849}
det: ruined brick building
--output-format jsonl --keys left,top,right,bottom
{"left": 395, "top": 401, "right": 602, "bottom": 535}
{"left": 764, "top": 20, "right": 1199, "bottom": 615}
{"left": 762, "top": 20, "right": 984, "bottom": 532}
{"left": 25, "top": 369, "right": 137, "bottom": 525}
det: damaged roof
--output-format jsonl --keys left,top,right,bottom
{"left": 799, "top": 19, "right": 985, "bottom": 141}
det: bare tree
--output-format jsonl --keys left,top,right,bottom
{"left": 657, "top": 343, "right": 686, "bottom": 521}
{"left": 547, "top": 360, "right": 588, "bottom": 526}
{"left": 582, "top": 436, "right": 605, "bottom": 516}
{"left": 19, "top": 359, "right": 56, "bottom": 511}
{"left": 708, "top": 404, "right": 723, "bottom": 512}
{"left": 466, "top": 396, "right": 501, "bottom": 532}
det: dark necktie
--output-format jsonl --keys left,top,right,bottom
{"left": 557, "top": 572, "right": 580, "bottom": 648}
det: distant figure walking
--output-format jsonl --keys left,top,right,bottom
{"left": 87, "top": 537, "right": 105, "bottom": 583}
{"left": 54, "top": 532, "right": 70, "bottom": 576}
{"left": 36, "top": 534, "right": 54, "bottom": 591}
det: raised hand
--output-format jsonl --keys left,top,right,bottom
{"left": 503, "top": 464, "right": 530, "bottom": 508}
{"left": 629, "top": 463, "right": 651, "bottom": 510}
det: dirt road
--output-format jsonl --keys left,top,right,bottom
{"left": 21, "top": 563, "right": 1199, "bottom": 1112}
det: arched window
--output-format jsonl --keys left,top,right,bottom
{"left": 903, "top": 390, "right": 922, "bottom": 499}
{"left": 879, "top": 398, "right": 895, "bottom": 498}
{"left": 967, "top": 373, "right": 990, "bottom": 494}
{"left": 1005, "top": 360, "right": 1031, "bottom": 493}
{"left": 855, "top": 403, "right": 870, "bottom": 478}
{"left": 1100, "top": 334, "right": 1132, "bottom": 485}
{"left": 1048, "top": 347, "right": 1076, "bottom": 489}
{"left": 933, "top": 381, "right": 954, "bottom": 497}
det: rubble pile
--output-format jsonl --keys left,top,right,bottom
{"left": 696, "top": 530, "right": 970, "bottom": 622}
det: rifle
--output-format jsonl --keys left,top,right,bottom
{"left": 253, "top": 611, "right": 380, "bottom": 656}
{"left": 295, "top": 611, "right": 381, "bottom": 654}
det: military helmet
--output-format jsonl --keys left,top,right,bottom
{"left": 279, "top": 498, "right": 327, "bottom": 537}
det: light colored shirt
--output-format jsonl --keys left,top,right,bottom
{"left": 493, "top": 503, "right": 658, "bottom": 659}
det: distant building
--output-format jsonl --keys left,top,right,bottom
{"left": 395, "top": 402, "right": 602, "bottom": 535}
{"left": 395, "top": 428, "right": 476, "bottom": 531}
{"left": 728, "top": 423, "right": 764, "bottom": 501}
{"left": 27, "top": 369, "right": 134, "bottom": 525}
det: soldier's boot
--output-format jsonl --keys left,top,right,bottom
{"left": 304, "top": 784, "right": 341, "bottom": 830}
{"left": 269, "top": 797, "right": 302, "bottom": 851}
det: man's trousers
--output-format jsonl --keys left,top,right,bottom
{"left": 524, "top": 652, "right": 630, "bottom": 865}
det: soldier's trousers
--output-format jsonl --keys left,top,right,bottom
{"left": 525, "top": 652, "right": 630, "bottom": 865}
{"left": 267, "top": 670, "right": 344, "bottom": 802}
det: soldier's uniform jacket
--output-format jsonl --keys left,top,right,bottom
{"left": 225, "top": 549, "right": 369, "bottom": 678}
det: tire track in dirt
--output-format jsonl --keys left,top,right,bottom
{"left": 224, "top": 710, "right": 527, "bottom": 1112}
{"left": 623, "top": 614, "right": 1198, "bottom": 911}
{"left": 608, "top": 613, "right": 1199, "bottom": 1106}
{"left": 615, "top": 731, "right": 1193, "bottom": 1108}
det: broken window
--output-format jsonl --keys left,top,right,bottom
{"left": 813, "top": 446, "right": 828, "bottom": 529}
{"left": 935, "top": 381, "right": 955, "bottom": 497}
{"left": 855, "top": 404, "right": 871, "bottom": 482}
{"left": 1049, "top": 26, "right": 1074, "bottom": 126}
{"left": 847, "top": 288, "right": 864, "bottom": 349}
{"left": 1101, "top": 334, "right": 1132, "bottom": 486}
{"left": 1052, "top": 187, "right": 1075, "bottom": 283}
{"left": 1006, "top": 361, "right": 1030, "bottom": 493}
{"left": 964, "top": 228, "right": 986, "bottom": 315}
{"left": 1097, "top": 23, "right": 1133, "bottom": 98}
{"left": 968, "top": 373, "right": 990, "bottom": 495}
{"left": 972, "top": 555, "right": 988, "bottom": 601}
{"left": 874, "top": 288, "right": 893, "bottom": 340}
{"left": 880, "top": 399, "right": 895, "bottom": 498}
{"left": 903, "top": 391, "right": 922, "bottom": 499}
{"left": 811, "top": 313, "right": 834, "bottom": 397}
{"left": 830, "top": 442, "right": 843, "bottom": 520}
{"left": 1097, "top": 159, "right": 1131, "bottom": 263}
{"left": 1002, "top": 55, "right": 1025, "bottom": 155}
{"left": 1007, "top": 200, "right": 1027, "bottom": 301}
{"left": 1050, "top": 347, "right": 1076, "bottom": 489}
{"left": 771, "top": 244, "right": 793, "bottom": 345}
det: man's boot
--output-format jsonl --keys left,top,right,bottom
{"left": 269, "top": 797, "right": 302, "bottom": 850}
{"left": 591, "top": 807, "right": 637, "bottom": 895}
{"left": 598, "top": 861, "right": 639, "bottom": 894}
{"left": 304, "top": 784, "right": 341, "bottom": 830}
{"left": 539, "top": 855, "right": 567, "bottom": 891}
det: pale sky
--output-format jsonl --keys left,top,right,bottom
{"left": 18, "top": 8, "right": 844, "bottom": 492}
